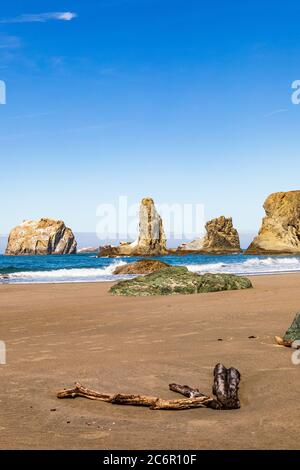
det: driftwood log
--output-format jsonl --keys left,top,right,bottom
{"left": 57, "top": 363, "right": 241, "bottom": 411}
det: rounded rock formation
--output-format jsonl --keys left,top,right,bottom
{"left": 246, "top": 191, "right": 300, "bottom": 254}
{"left": 113, "top": 259, "right": 170, "bottom": 275}
{"left": 178, "top": 216, "right": 241, "bottom": 254}
{"left": 5, "top": 218, "right": 77, "bottom": 256}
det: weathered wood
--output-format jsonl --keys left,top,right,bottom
{"left": 111, "top": 394, "right": 159, "bottom": 407}
{"left": 57, "top": 384, "right": 158, "bottom": 407}
{"left": 57, "top": 383, "right": 113, "bottom": 402}
{"left": 169, "top": 383, "right": 204, "bottom": 398}
{"left": 151, "top": 396, "right": 214, "bottom": 410}
{"left": 169, "top": 383, "right": 222, "bottom": 410}
{"left": 57, "top": 363, "right": 241, "bottom": 412}
{"left": 57, "top": 384, "right": 215, "bottom": 410}
{"left": 212, "top": 363, "right": 240, "bottom": 410}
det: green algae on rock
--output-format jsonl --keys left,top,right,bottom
{"left": 283, "top": 313, "right": 300, "bottom": 343}
{"left": 110, "top": 266, "right": 252, "bottom": 296}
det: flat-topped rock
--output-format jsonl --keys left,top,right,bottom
{"left": 178, "top": 216, "right": 241, "bottom": 254}
{"left": 5, "top": 218, "right": 77, "bottom": 256}
{"left": 246, "top": 191, "right": 300, "bottom": 254}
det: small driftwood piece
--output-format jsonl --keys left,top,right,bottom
{"left": 152, "top": 396, "right": 215, "bottom": 410}
{"left": 57, "top": 363, "right": 241, "bottom": 411}
{"left": 169, "top": 383, "right": 222, "bottom": 410}
{"left": 57, "top": 383, "right": 112, "bottom": 402}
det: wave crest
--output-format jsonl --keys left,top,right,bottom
{"left": 2, "top": 260, "right": 128, "bottom": 283}
{"left": 244, "top": 257, "right": 300, "bottom": 266}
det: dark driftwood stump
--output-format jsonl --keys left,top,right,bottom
{"left": 212, "top": 363, "right": 241, "bottom": 410}
{"left": 57, "top": 363, "right": 241, "bottom": 411}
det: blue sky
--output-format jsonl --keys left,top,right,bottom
{"left": 1, "top": 0, "right": 300, "bottom": 237}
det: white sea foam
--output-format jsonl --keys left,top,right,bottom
{"left": 4, "top": 261, "right": 128, "bottom": 284}
{"left": 186, "top": 262, "right": 227, "bottom": 273}
{"left": 243, "top": 257, "right": 300, "bottom": 266}
{"left": 186, "top": 257, "right": 300, "bottom": 276}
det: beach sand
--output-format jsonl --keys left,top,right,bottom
{"left": 0, "top": 274, "right": 300, "bottom": 450}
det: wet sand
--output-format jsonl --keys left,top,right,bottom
{"left": 0, "top": 274, "right": 300, "bottom": 449}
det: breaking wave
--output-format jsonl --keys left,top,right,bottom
{"left": 243, "top": 257, "right": 300, "bottom": 266}
{"left": 1, "top": 261, "right": 128, "bottom": 284}
{"left": 186, "top": 262, "right": 227, "bottom": 273}
{"left": 185, "top": 257, "right": 300, "bottom": 275}
{"left": 2, "top": 254, "right": 300, "bottom": 284}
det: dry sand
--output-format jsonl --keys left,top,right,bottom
{"left": 0, "top": 274, "right": 300, "bottom": 450}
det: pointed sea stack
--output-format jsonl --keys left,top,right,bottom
{"left": 178, "top": 216, "right": 242, "bottom": 254}
{"left": 246, "top": 191, "right": 300, "bottom": 254}
{"left": 5, "top": 218, "right": 77, "bottom": 255}
{"left": 99, "top": 198, "right": 167, "bottom": 257}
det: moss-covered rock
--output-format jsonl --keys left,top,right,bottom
{"left": 283, "top": 313, "right": 300, "bottom": 343}
{"left": 110, "top": 266, "right": 252, "bottom": 296}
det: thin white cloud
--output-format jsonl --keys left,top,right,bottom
{"left": 56, "top": 12, "right": 77, "bottom": 21}
{"left": 0, "top": 12, "right": 77, "bottom": 24}
{"left": 264, "top": 109, "right": 288, "bottom": 118}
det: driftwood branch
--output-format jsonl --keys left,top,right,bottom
{"left": 57, "top": 383, "right": 214, "bottom": 410}
{"left": 169, "top": 383, "right": 222, "bottom": 409}
{"left": 152, "top": 396, "right": 215, "bottom": 410}
{"left": 57, "top": 383, "right": 112, "bottom": 402}
{"left": 57, "top": 363, "right": 241, "bottom": 411}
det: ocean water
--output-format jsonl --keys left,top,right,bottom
{"left": 1, "top": 253, "right": 300, "bottom": 284}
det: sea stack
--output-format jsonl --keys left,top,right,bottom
{"left": 5, "top": 218, "right": 77, "bottom": 256}
{"left": 99, "top": 197, "right": 167, "bottom": 257}
{"left": 178, "top": 216, "right": 242, "bottom": 254}
{"left": 246, "top": 191, "right": 300, "bottom": 254}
